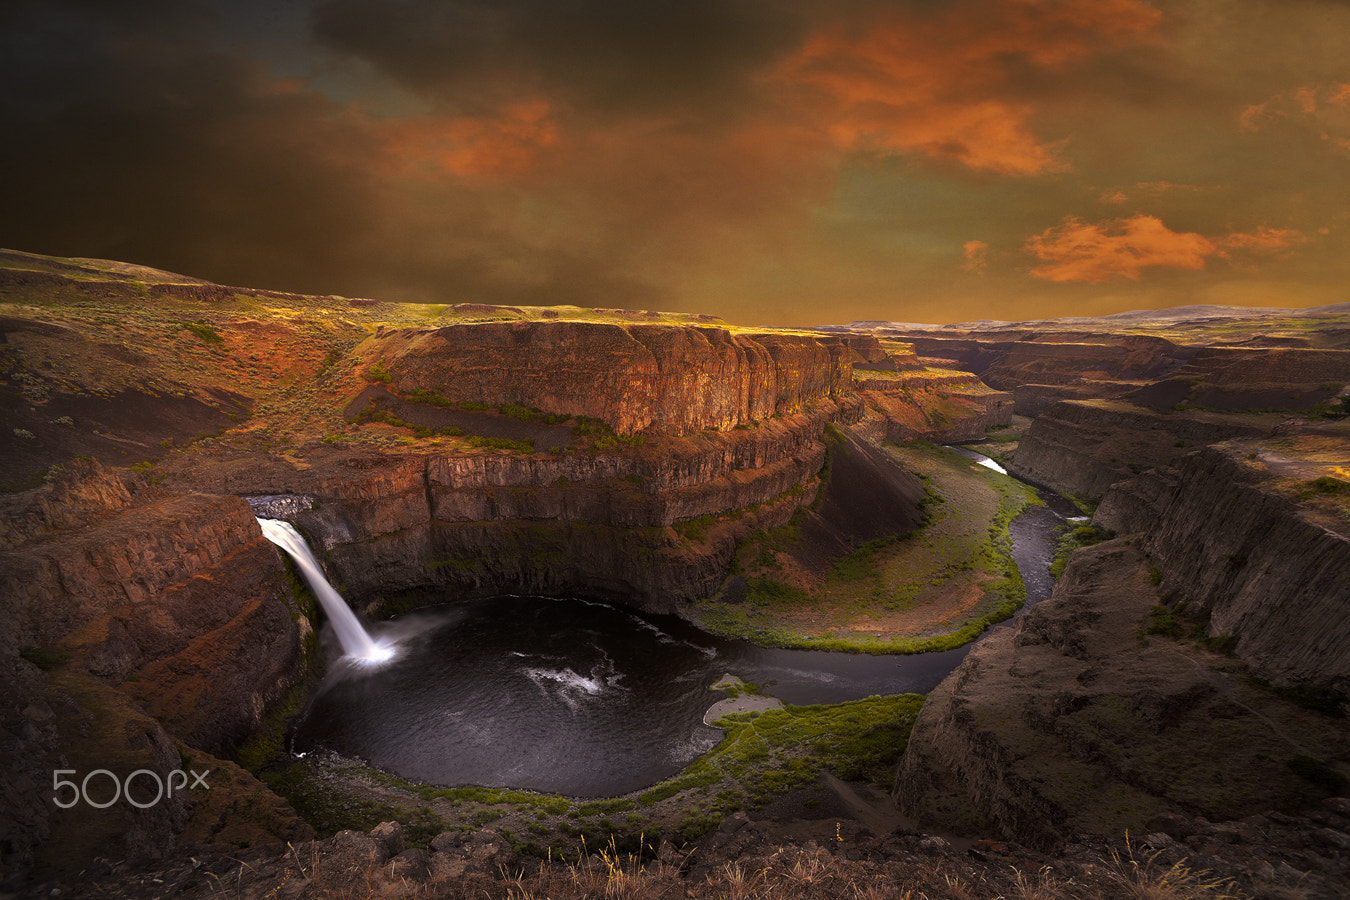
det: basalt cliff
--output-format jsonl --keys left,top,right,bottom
{"left": 837, "top": 310, "right": 1350, "bottom": 857}
{"left": 0, "top": 251, "right": 1006, "bottom": 885}
{"left": 895, "top": 430, "right": 1350, "bottom": 852}
{"left": 364, "top": 321, "right": 853, "bottom": 435}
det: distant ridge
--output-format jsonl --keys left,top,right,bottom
{"left": 842, "top": 300, "right": 1350, "bottom": 331}
{"left": 0, "top": 248, "right": 211, "bottom": 285}
{"left": 1305, "top": 301, "right": 1350, "bottom": 315}
{"left": 1102, "top": 304, "right": 1293, "bottom": 320}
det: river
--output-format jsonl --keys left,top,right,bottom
{"left": 290, "top": 448, "right": 1076, "bottom": 797}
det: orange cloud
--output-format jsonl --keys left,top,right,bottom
{"left": 1240, "top": 83, "right": 1350, "bottom": 153}
{"left": 1027, "top": 215, "right": 1214, "bottom": 282}
{"left": 1217, "top": 226, "right": 1305, "bottom": 252}
{"left": 383, "top": 101, "right": 559, "bottom": 179}
{"left": 1027, "top": 215, "right": 1306, "bottom": 282}
{"left": 773, "top": 0, "right": 1161, "bottom": 175}
{"left": 963, "top": 240, "right": 990, "bottom": 273}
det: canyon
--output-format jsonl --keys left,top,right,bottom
{"left": 851, "top": 313, "right": 1350, "bottom": 858}
{"left": 0, "top": 251, "right": 1008, "bottom": 883}
{"left": 2, "top": 251, "right": 1349, "bottom": 897}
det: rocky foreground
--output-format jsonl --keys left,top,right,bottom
{"left": 29, "top": 800, "right": 1350, "bottom": 899}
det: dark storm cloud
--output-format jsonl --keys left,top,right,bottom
{"left": 309, "top": 0, "right": 806, "bottom": 117}
{"left": 2, "top": 0, "right": 1346, "bottom": 323}
{"left": 0, "top": 0, "right": 387, "bottom": 293}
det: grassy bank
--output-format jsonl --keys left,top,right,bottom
{"left": 688, "top": 440, "right": 1041, "bottom": 654}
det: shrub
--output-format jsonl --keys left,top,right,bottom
{"left": 1049, "top": 525, "right": 1110, "bottom": 578}
{"left": 1248, "top": 676, "right": 1347, "bottom": 717}
{"left": 500, "top": 403, "right": 539, "bottom": 422}
{"left": 830, "top": 537, "right": 898, "bottom": 581}
{"left": 1198, "top": 633, "right": 1239, "bottom": 656}
{"left": 1314, "top": 396, "right": 1350, "bottom": 419}
{"left": 674, "top": 514, "right": 716, "bottom": 542}
{"left": 182, "top": 321, "right": 223, "bottom": 344}
{"left": 1307, "top": 476, "right": 1349, "bottom": 495}
{"left": 407, "top": 388, "right": 456, "bottom": 408}
{"left": 1140, "top": 604, "right": 1185, "bottom": 639}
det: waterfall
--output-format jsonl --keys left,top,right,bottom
{"left": 258, "top": 518, "right": 392, "bottom": 663}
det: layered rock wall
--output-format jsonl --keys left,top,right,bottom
{"left": 1169, "top": 347, "right": 1350, "bottom": 386}
{"left": 1009, "top": 400, "right": 1266, "bottom": 499}
{"left": 365, "top": 322, "right": 855, "bottom": 435}
{"left": 0, "top": 487, "right": 308, "bottom": 748}
{"left": 896, "top": 540, "right": 1350, "bottom": 848}
{"left": 1011, "top": 381, "right": 1141, "bottom": 417}
{"left": 1128, "top": 347, "right": 1350, "bottom": 412}
{"left": 1090, "top": 468, "right": 1179, "bottom": 535}
{"left": 0, "top": 457, "right": 133, "bottom": 550}
{"left": 1141, "top": 446, "right": 1350, "bottom": 691}
{"left": 889, "top": 337, "right": 1010, "bottom": 374}
{"left": 293, "top": 411, "right": 841, "bottom": 613}
{"left": 0, "top": 464, "right": 311, "bottom": 879}
{"left": 979, "top": 338, "right": 1189, "bottom": 390}
{"left": 855, "top": 372, "right": 1013, "bottom": 443}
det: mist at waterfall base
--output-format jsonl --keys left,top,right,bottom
{"left": 283, "top": 449, "right": 1074, "bottom": 797}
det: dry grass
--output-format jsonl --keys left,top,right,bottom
{"left": 337, "top": 844, "right": 1246, "bottom": 900}
{"left": 1099, "top": 838, "right": 1245, "bottom": 900}
{"left": 82, "top": 833, "right": 1256, "bottom": 899}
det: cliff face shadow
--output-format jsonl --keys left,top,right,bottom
{"left": 792, "top": 426, "right": 928, "bottom": 575}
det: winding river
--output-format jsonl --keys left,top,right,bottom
{"left": 291, "top": 449, "right": 1076, "bottom": 797}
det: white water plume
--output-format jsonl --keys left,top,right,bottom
{"left": 257, "top": 518, "right": 393, "bottom": 664}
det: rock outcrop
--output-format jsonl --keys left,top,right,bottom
{"left": 285, "top": 407, "right": 846, "bottom": 614}
{"left": 1139, "top": 441, "right": 1350, "bottom": 692}
{"left": 855, "top": 370, "right": 1013, "bottom": 443}
{"left": 364, "top": 322, "right": 855, "bottom": 435}
{"left": 0, "top": 461, "right": 312, "bottom": 879}
{"left": 1008, "top": 399, "right": 1268, "bottom": 500}
{"left": 1129, "top": 347, "right": 1350, "bottom": 413}
{"left": 896, "top": 540, "right": 1350, "bottom": 849}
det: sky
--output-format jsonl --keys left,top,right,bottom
{"left": 2, "top": 0, "right": 1348, "bottom": 327}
